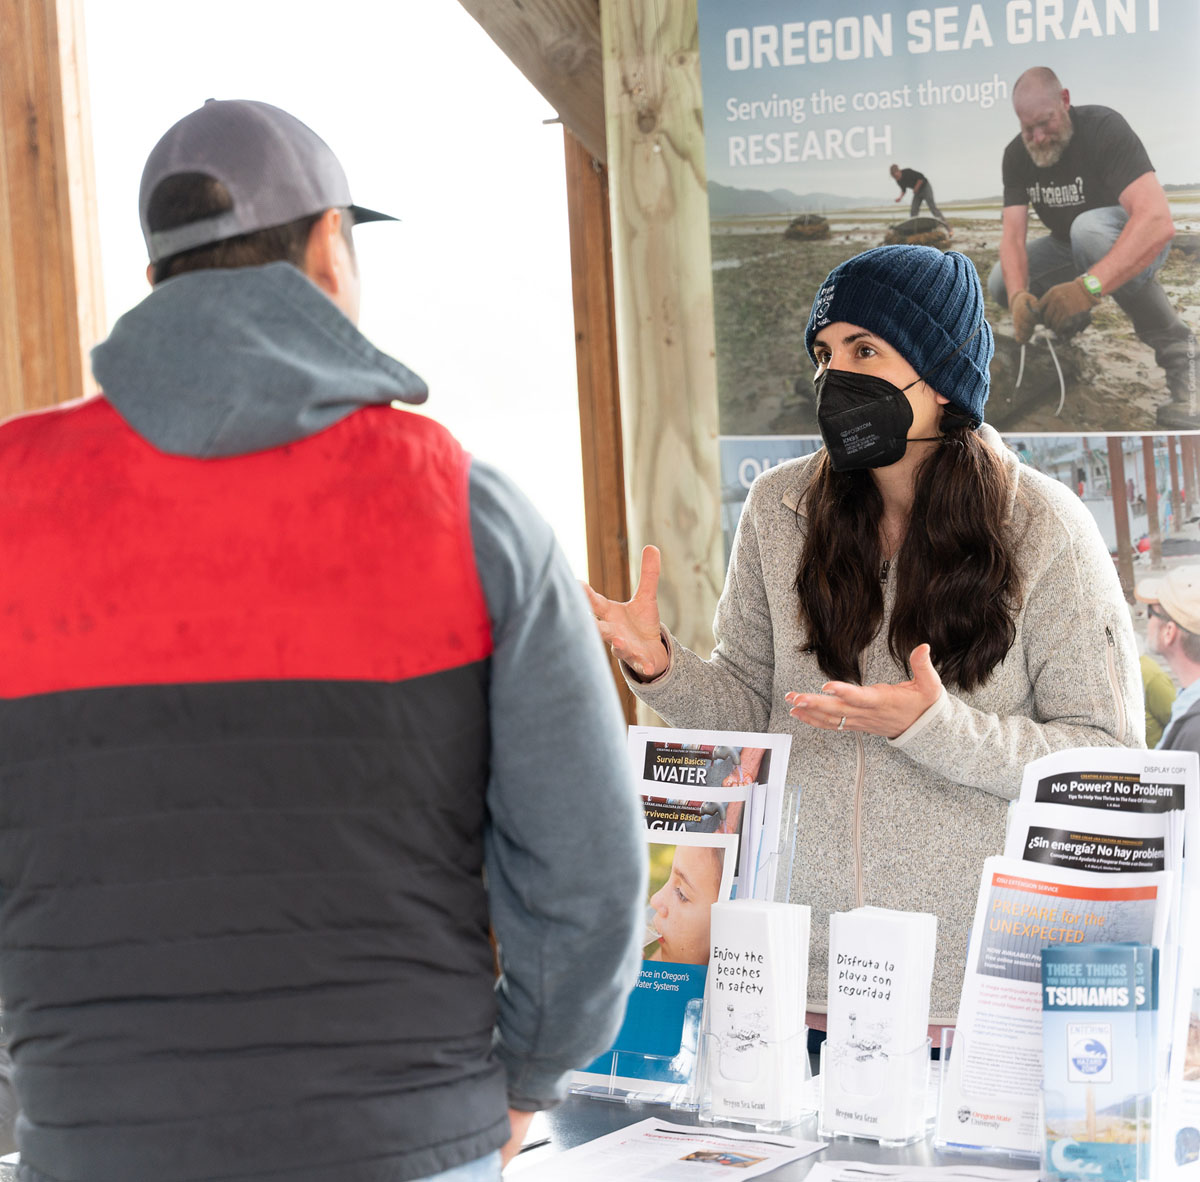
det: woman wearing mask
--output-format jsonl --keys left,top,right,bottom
{"left": 587, "top": 244, "right": 1141, "bottom": 1040}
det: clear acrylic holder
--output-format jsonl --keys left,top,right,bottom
{"left": 571, "top": 781, "right": 805, "bottom": 1113}
{"left": 691, "top": 997, "right": 815, "bottom": 1133}
{"left": 770, "top": 784, "right": 804, "bottom": 905}
{"left": 1040, "top": 1085, "right": 1160, "bottom": 1181}
{"left": 568, "top": 996, "right": 705, "bottom": 1110}
{"left": 818, "top": 1034, "right": 933, "bottom": 1146}
{"left": 932, "top": 1027, "right": 1040, "bottom": 1160}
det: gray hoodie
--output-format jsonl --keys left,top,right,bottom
{"left": 2, "top": 262, "right": 646, "bottom": 1182}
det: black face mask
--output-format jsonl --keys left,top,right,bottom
{"left": 814, "top": 369, "right": 938, "bottom": 471}
{"left": 813, "top": 319, "right": 984, "bottom": 471}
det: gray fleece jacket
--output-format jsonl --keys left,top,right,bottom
{"left": 629, "top": 428, "right": 1142, "bottom": 1026}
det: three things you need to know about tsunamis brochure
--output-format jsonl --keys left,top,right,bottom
{"left": 1040, "top": 942, "right": 1157, "bottom": 1182}
{"left": 571, "top": 727, "right": 791, "bottom": 1101}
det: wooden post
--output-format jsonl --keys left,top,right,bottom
{"left": 0, "top": 0, "right": 104, "bottom": 417}
{"left": 563, "top": 127, "right": 636, "bottom": 723}
{"left": 1168, "top": 435, "right": 1182, "bottom": 531}
{"left": 1180, "top": 436, "right": 1190, "bottom": 518}
{"left": 1143, "top": 437, "right": 1163, "bottom": 568}
{"left": 1107, "top": 437, "right": 1134, "bottom": 601}
{"left": 599, "top": 0, "right": 724, "bottom": 719}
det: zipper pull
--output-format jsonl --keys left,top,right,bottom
{"left": 880, "top": 559, "right": 890, "bottom": 583}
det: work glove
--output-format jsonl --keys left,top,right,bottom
{"left": 1010, "top": 289, "right": 1040, "bottom": 344}
{"left": 1040, "top": 277, "right": 1101, "bottom": 335}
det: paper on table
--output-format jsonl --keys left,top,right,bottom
{"left": 507, "top": 1118, "right": 825, "bottom": 1180}
{"left": 802, "top": 1164, "right": 1039, "bottom": 1182}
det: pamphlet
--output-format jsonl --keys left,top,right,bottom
{"left": 1017, "top": 747, "right": 1197, "bottom": 819}
{"left": 801, "top": 1165, "right": 1039, "bottom": 1182}
{"left": 1004, "top": 801, "right": 1181, "bottom": 877}
{"left": 1014, "top": 748, "right": 1197, "bottom": 1057}
{"left": 935, "top": 856, "right": 1174, "bottom": 1155}
{"left": 822, "top": 907, "right": 937, "bottom": 1142}
{"left": 507, "top": 1118, "right": 826, "bottom": 1181}
{"left": 704, "top": 898, "right": 810, "bottom": 1124}
{"left": 572, "top": 727, "right": 791, "bottom": 1101}
{"left": 1041, "top": 943, "right": 1150, "bottom": 1182}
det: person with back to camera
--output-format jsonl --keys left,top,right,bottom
{"left": 0, "top": 99, "right": 646, "bottom": 1182}
{"left": 586, "top": 244, "right": 1142, "bottom": 1044}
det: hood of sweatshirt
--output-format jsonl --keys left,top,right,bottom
{"left": 90, "top": 261, "right": 428, "bottom": 459}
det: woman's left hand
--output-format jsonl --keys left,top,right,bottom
{"left": 785, "top": 644, "right": 943, "bottom": 740}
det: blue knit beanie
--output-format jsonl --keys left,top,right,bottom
{"left": 804, "top": 245, "right": 994, "bottom": 427}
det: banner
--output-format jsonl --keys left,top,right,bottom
{"left": 697, "top": 0, "right": 1200, "bottom": 451}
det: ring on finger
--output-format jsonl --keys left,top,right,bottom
{"left": 837, "top": 715, "right": 847, "bottom": 731}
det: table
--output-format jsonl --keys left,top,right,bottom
{"left": 508, "top": 1091, "right": 1038, "bottom": 1179}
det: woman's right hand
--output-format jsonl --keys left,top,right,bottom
{"left": 583, "top": 545, "right": 669, "bottom": 681}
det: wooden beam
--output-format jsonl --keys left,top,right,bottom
{"left": 0, "top": 0, "right": 103, "bottom": 418}
{"left": 1167, "top": 434, "right": 1182, "bottom": 526}
{"left": 457, "top": 0, "right": 607, "bottom": 163}
{"left": 1107, "top": 438, "right": 1134, "bottom": 601}
{"left": 563, "top": 126, "right": 635, "bottom": 723}
{"left": 600, "top": 0, "right": 724, "bottom": 717}
{"left": 1143, "top": 437, "right": 1163, "bottom": 568}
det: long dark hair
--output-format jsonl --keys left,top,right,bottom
{"left": 795, "top": 408, "right": 1022, "bottom": 692}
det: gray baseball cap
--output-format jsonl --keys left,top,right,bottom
{"left": 139, "top": 99, "right": 396, "bottom": 263}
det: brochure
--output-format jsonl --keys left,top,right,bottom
{"left": 1004, "top": 801, "right": 1182, "bottom": 877}
{"left": 572, "top": 727, "right": 791, "bottom": 1101}
{"left": 1017, "top": 747, "right": 1197, "bottom": 822}
{"left": 1041, "top": 943, "right": 1150, "bottom": 1182}
{"left": 934, "top": 856, "right": 1174, "bottom": 1155}
{"left": 822, "top": 907, "right": 937, "bottom": 1142}
{"left": 507, "top": 1118, "right": 826, "bottom": 1181}
{"left": 704, "top": 898, "right": 810, "bottom": 1124}
{"left": 631, "top": 728, "right": 792, "bottom": 900}
{"left": 801, "top": 1165, "right": 1040, "bottom": 1182}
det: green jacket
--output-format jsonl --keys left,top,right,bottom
{"left": 1141, "top": 653, "right": 1177, "bottom": 747}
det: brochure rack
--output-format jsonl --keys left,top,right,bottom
{"left": 1039, "top": 1085, "right": 1160, "bottom": 1182}
{"left": 568, "top": 997, "right": 706, "bottom": 1110}
{"left": 818, "top": 1034, "right": 933, "bottom": 1146}
{"left": 692, "top": 1006, "right": 815, "bottom": 1133}
{"left": 933, "top": 1028, "right": 1040, "bottom": 1160}
{"left": 770, "top": 784, "right": 803, "bottom": 904}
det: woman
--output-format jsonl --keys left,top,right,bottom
{"left": 587, "top": 245, "right": 1141, "bottom": 1039}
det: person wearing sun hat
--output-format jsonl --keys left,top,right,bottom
{"left": 587, "top": 243, "right": 1141, "bottom": 1043}
{"left": 1136, "top": 567, "right": 1200, "bottom": 751}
